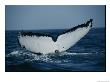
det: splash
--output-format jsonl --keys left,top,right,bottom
{"left": 6, "top": 49, "right": 93, "bottom": 66}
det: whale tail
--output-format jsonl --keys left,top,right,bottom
{"left": 18, "top": 19, "right": 93, "bottom": 54}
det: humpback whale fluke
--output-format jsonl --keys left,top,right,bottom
{"left": 18, "top": 19, "right": 93, "bottom": 54}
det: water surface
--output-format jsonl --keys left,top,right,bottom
{"left": 5, "top": 28, "right": 106, "bottom": 72}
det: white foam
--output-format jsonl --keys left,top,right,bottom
{"left": 6, "top": 50, "right": 53, "bottom": 63}
{"left": 6, "top": 50, "right": 93, "bottom": 66}
{"left": 59, "top": 51, "right": 92, "bottom": 56}
{"left": 67, "top": 52, "right": 92, "bottom": 55}
{"left": 10, "top": 50, "right": 19, "bottom": 55}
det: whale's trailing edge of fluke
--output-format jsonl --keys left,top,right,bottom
{"left": 18, "top": 19, "right": 93, "bottom": 54}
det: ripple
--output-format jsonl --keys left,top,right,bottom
{"left": 6, "top": 49, "right": 104, "bottom": 66}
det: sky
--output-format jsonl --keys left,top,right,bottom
{"left": 5, "top": 5, "right": 105, "bottom": 30}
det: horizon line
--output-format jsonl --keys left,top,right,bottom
{"left": 5, "top": 27, "right": 105, "bottom": 31}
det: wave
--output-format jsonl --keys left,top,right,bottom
{"left": 62, "top": 52, "right": 92, "bottom": 55}
{"left": 6, "top": 49, "right": 95, "bottom": 65}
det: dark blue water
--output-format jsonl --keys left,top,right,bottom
{"left": 5, "top": 28, "right": 106, "bottom": 72}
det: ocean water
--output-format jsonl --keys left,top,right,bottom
{"left": 5, "top": 28, "right": 106, "bottom": 72}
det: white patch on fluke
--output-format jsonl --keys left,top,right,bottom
{"left": 18, "top": 19, "right": 93, "bottom": 54}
